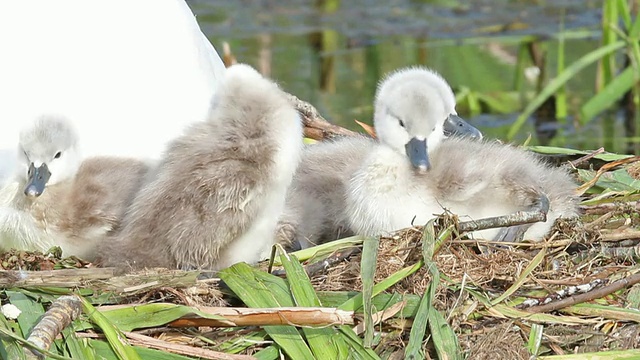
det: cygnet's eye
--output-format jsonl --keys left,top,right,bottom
{"left": 54, "top": 151, "right": 62, "bottom": 159}
{"left": 398, "top": 119, "right": 405, "bottom": 128}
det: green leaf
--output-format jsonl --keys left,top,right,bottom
{"left": 360, "top": 236, "right": 379, "bottom": 348}
{"left": 100, "top": 303, "right": 226, "bottom": 332}
{"left": 581, "top": 66, "right": 637, "bottom": 121}
{"left": 6, "top": 291, "right": 45, "bottom": 338}
{"left": 0, "top": 313, "right": 26, "bottom": 360}
{"left": 278, "top": 246, "right": 346, "bottom": 359}
{"left": 429, "top": 305, "right": 462, "bottom": 360}
{"left": 338, "top": 260, "right": 424, "bottom": 312}
{"left": 526, "top": 146, "right": 632, "bottom": 161}
{"left": 527, "top": 323, "right": 544, "bottom": 356}
{"left": 254, "top": 345, "right": 281, "bottom": 360}
{"left": 218, "top": 263, "right": 315, "bottom": 360}
{"left": 61, "top": 327, "right": 93, "bottom": 359}
{"left": 491, "top": 248, "right": 545, "bottom": 305}
{"left": 79, "top": 296, "right": 142, "bottom": 360}
{"left": 507, "top": 41, "right": 626, "bottom": 139}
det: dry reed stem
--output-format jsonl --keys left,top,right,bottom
{"left": 26, "top": 295, "right": 82, "bottom": 354}
{"left": 78, "top": 332, "right": 255, "bottom": 360}
{"left": 525, "top": 271, "right": 640, "bottom": 313}
{"left": 97, "top": 304, "right": 354, "bottom": 327}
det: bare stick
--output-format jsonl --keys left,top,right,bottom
{"left": 286, "top": 93, "right": 360, "bottom": 140}
{"left": 525, "top": 272, "right": 640, "bottom": 313}
{"left": 26, "top": 295, "right": 82, "bottom": 355}
{"left": 0, "top": 268, "right": 116, "bottom": 287}
{"left": 77, "top": 332, "right": 254, "bottom": 360}
{"left": 126, "top": 331, "right": 254, "bottom": 360}
{"left": 0, "top": 268, "right": 201, "bottom": 293}
{"left": 580, "top": 201, "right": 640, "bottom": 215}
{"left": 173, "top": 306, "right": 354, "bottom": 327}
{"left": 98, "top": 304, "right": 353, "bottom": 327}
{"left": 457, "top": 209, "right": 546, "bottom": 233}
{"left": 569, "top": 147, "right": 605, "bottom": 167}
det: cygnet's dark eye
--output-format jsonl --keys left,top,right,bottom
{"left": 398, "top": 119, "right": 405, "bottom": 128}
{"left": 54, "top": 151, "right": 62, "bottom": 159}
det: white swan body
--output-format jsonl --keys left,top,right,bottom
{"left": 0, "top": 0, "right": 226, "bottom": 184}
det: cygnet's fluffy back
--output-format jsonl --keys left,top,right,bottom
{"left": 102, "top": 64, "right": 303, "bottom": 270}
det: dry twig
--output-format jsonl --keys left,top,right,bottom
{"left": 525, "top": 272, "right": 640, "bottom": 313}
{"left": 97, "top": 304, "right": 354, "bottom": 327}
{"left": 286, "top": 93, "right": 359, "bottom": 140}
{"left": 26, "top": 295, "right": 82, "bottom": 355}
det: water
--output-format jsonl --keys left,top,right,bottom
{"left": 187, "top": 0, "right": 636, "bottom": 154}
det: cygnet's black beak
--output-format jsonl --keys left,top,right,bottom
{"left": 443, "top": 114, "right": 483, "bottom": 139}
{"left": 24, "top": 163, "right": 52, "bottom": 198}
{"left": 405, "top": 137, "right": 430, "bottom": 173}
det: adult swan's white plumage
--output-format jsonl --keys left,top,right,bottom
{"left": 0, "top": 0, "right": 226, "bottom": 183}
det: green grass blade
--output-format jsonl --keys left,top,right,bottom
{"left": 278, "top": 246, "right": 345, "bottom": 359}
{"left": 274, "top": 235, "right": 364, "bottom": 265}
{"left": 424, "top": 222, "right": 460, "bottom": 360}
{"left": 491, "top": 248, "right": 545, "bottom": 305}
{"left": 526, "top": 145, "right": 632, "bottom": 161}
{"left": 79, "top": 296, "right": 141, "bottom": 360}
{"left": 338, "top": 260, "right": 424, "bottom": 312}
{"left": 581, "top": 66, "right": 637, "bottom": 121}
{"left": 507, "top": 41, "right": 625, "bottom": 139}
{"left": 538, "top": 349, "right": 640, "bottom": 359}
{"left": 405, "top": 226, "right": 436, "bottom": 359}
{"left": 254, "top": 345, "right": 281, "bottom": 360}
{"left": 429, "top": 306, "right": 462, "bottom": 360}
{"left": 563, "top": 303, "right": 640, "bottom": 322}
{"left": 628, "top": 10, "right": 640, "bottom": 38}
{"left": 337, "top": 326, "right": 381, "bottom": 360}
{"left": 218, "top": 263, "right": 315, "bottom": 360}
{"left": 527, "top": 323, "right": 544, "bottom": 356}
{"left": 0, "top": 313, "right": 26, "bottom": 360}
{"left": 617, "top": 0, "right": 632, "bottom": 30}
{"left": 556, "top": 11, "right": 567, "bottom": 119}
{"left": 599, "top": 0, "right": 618, "bottom": 87}
{"left": 360, "top": 236, "right": 379, "bottom": 347}
{"left": 0, "top": 326, "right": 73, "bottom": 360}
{"left": 61, "top": 327, "right": 93, "bottom": 359}
{"left": 406, "top": 221, "right": 461, "bottom": 359}
{"left": 319, "top": 291, "right": 422, "bottom": 318}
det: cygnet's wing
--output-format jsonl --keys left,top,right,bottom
{"left": 278, "top": 135, "right": 374, "bottom": 249}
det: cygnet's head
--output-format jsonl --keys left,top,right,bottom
{"left": 18, "top": 115, "right": 81, "bottom": 197}
{"left": 373, "top": 67, "right": 482, "bottom": 172}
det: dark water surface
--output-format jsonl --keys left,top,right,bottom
{"left": 187, "top": 1, "right": 634, "bottom": 153}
